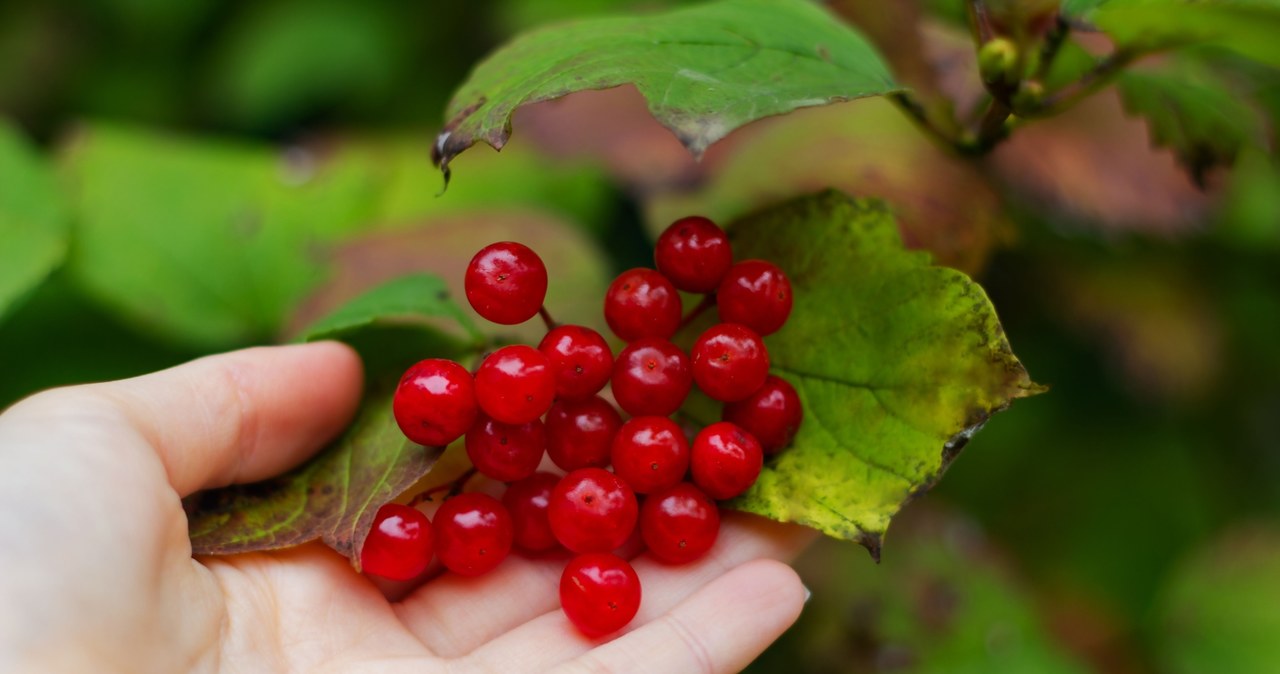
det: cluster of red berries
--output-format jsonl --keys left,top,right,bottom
{"left": 361, "top": 216, "right": 803, "bottom": 637}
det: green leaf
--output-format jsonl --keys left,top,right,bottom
{"left": 0, "top": 120, "right": 70, "bottom": 321}
{"left": 711, "top": 192, "right": 1043, "bottom": 557}
{"left": 61, "top": 123, "right": 382, "bottom": 348}
{"left": 1088, "top": 0, "right": 1280, "bottom": 68}
{"left": 300, "top": 274, "right": 485, "bottom": 382}
{"left": 645, "top": 98, "right": 1010, "bottom": 275}
{"left": 187, "top": 389, "right": 442, "bottom": 567}
{"left": 1218, "top": 149, "right": 1280, "bottom": 248}
{"left": 1154, "top": 525, "right": 1280, "bottom": 674}
{"left": 208, "top": 0, "right": 406, "bottom": 131}
{"left": 435, "top": 0, "right": 899, "bottom": 176}
{"left": 188, "top": 275, "right": 481, "bottom": 567}
{"left": 1116, "top": 64, "right": 1266, "bottom": 183}
{"left": 1062, "top": 0, "right": 1108, "bottom": 16}
{"left": 751, "top": 510, "right": 1090, "bottom": 674}
{"left": 301, "top": 273, "right": 482, "bottom": 346}
{"left": 362, "top": 137, "right": 615, "bottom": 236}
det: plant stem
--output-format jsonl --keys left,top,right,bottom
{"left": 408, "top": 467, "right": 478, "bottom": 507}
{"left": 679, "top": 294, "right": 716, "bottom": 330}
{"left": 1032, "top": 49, "right": 1139, "bottom": 116}
{"left": 967, "top": 0, "right": 996, "bottom": 44}
{"left": 538, "top": 305, "right": 557, "bottom": 332}
{"left": 890, "top": 92, "right": 964, "bottom": 150}
{"left": 1034, "top": 16, "right": 1070, "bottom": 81}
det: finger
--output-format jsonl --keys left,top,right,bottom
{"left": 393, "top": 551, "right": 571, "bottom": 657}
{"left": 556, "top": 558, "right": 806, "bottom": 674}
{"left": 461, "top": 513, "right": 815, "bottom": 671}
{"left": 70, "top": 342, "right": 361, "bottom": 496}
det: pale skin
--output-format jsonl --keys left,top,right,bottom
{"left": 0, "top": 342, "right": 814, "bottom": 673}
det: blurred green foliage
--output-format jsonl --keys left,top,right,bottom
{"left": 1, "top": 0, "right": 1279, "bottom": 672}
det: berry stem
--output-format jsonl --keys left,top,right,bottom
{"left": 538, "top": 305, "right": 558, "bottom": 332}
{"left": 678, "top": 295, "right": 715, "bottom": 330}
{"left": 408, "top": 467, "right": 479, "bottom": 507}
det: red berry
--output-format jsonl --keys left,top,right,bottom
{"left": 503, "top": 472, "right": 560, "bottom": 553}
{"left": 538, "top": 325, "right": 614, "bottom": 400}
{"left": 393, "top": 358, "right": 478, "bottom": 446}
{"left": 717, "top": 260, "right": 793, "bottom": 336}
{"left": 465, "top": 241, "right": 548, "bottom": 325}
{"left": 654, "top": 215, "right": 733, "bottom": 293}
{"left": 611, "top": 416, "right": 690, "bottom": 494}
{"left": 465, "top": 415, "right": 546, "bottom": 482}
{"left": 691, "top": 323, "right": 770, "bottom": 402}
{"left": 690, "top": 422, "right": 763, "bottom": 500}
{"left": 545, "top": 396, "right": 622, "bottom": 472}
{"left": 640, "top": 483, "right": 720, "bottom": 564}
{"left": 611, "top": 338, "right": 692, "bottom": 417}
{"left": 360, "top": 503, "right": 433, "bottom": 581}
{"left": 604, "top": 268, "right": 682, "bottom": 341}
{"left": 433, "top": 493, "right": 513, "bottom": 576}
{"left": 722, "top": 375, "right": 803, "bottom": 453}
{"left": 474, "top": 345, "right": 556, "bottom": 424}
{"left": 560, "top": 553, "right": 642, "bottom": 638}
{"left": 548, "top": 468, "right": 638, "bottom": 553}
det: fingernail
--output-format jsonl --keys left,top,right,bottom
{"left": 803, "top": 584, "right": 812, "bottom": 604}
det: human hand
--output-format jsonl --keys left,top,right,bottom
{"left": 0, "top": 343, "right": 813, "bottom": 673}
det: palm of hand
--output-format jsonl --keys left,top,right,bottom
{"left": 0, "top": 343, "right": 809, "bottom": 674}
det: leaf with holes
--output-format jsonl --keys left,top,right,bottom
{"left": 434, "top": 0, "right": 898, "bottom": 178}
{"left": 685, "top": 191, "right": 1043, "bottom": 558}
{"left": 187, "top": 275, "right": 481, "bottom": 568}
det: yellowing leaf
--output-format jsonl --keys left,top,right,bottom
{"left": 713, "top": 192, "right": 1043, "bottom": 557}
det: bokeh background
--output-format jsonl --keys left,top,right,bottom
{"left": 2, "top": 1, "right": 1278, "bottom": 672}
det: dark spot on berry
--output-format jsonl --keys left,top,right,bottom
{"left": 622, "top": 283, "right": 631, "bottom": 291}
{"left": 584, "top": 495, "right": 595, "bottom": 505}
{"left": 497, "top": 273, "right": 508, "bottom": 281}
{"left": 575, "top": 365, "right": 584, "bottom": 374}
{"left": 607, "top": 601, "right": 618, "bottom": 610}
{"left": 678, "top": 539, "right": 687, "bottom": 548}
{"left": 650, "top": 462, "right": 659, "bottom": 471}
{"left": 499, "top": 437, "right": 508, "bottom": 445}
{"left": 645, "top": 359, "right": 657, "bottom": 371}
{"left": 526, "top": 394, "right": 534, "bottom": 401}
{"left": 718, "top": 353, "right": 730, "bottom": 362}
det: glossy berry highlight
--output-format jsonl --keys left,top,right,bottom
{"left": 465, "top": 416, "right": 546, "bottom": 482}
{"left": 474, "top": 345, "right": 556, "bottom": 424}
{"left": 465, "top": 241, "right": 548, "bottom": 325}
{"left": 722, "top": 375, "right": 803, "bottom": 453}
{"left": 538, "top": 324, "right": 614, "bottom": 400}
{"left": 640, "top": 483, "right": 720, "bottom": 564}
{"left": 360, "top": 503, "right": 433, "bottom": 581}
{"left": 393, "top": 358, "right": 478, "bottom": 447}
{"left": 545, "top": 395, "right": 622, "bottom": 472}
{"left": 611, "top": 338, "right": 693, "bottom": 417}
{"left": 717, "top": 259, "right": 793, "bottom": 336}
{"left": 691, "top": 322, "right": 770, "bottom": 402}
{"left": 690, "top": 422, "right": 763, "bottom": 500}
{"left": 654, "top": 215, "right": 733, "bottom": 293}
{"left": 611, "top": 416, "right": 690, "bottom": 494}
{"left": 433, "top": 493, "right": 513, "bottom": 576}
{"left": 604, "top": 268, "right": 682, "bottom": 341}
{"left": 548, "top": 468, "right": 639, "bottom": 553}
{"left": 560, "top": 553, "right": 642, "bottom": 638}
